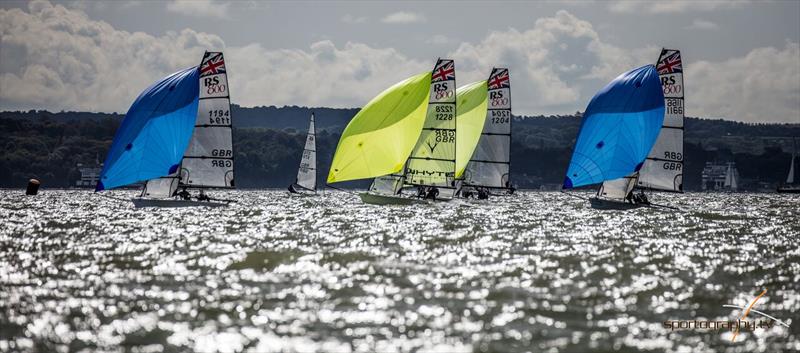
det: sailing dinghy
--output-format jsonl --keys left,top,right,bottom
{"left": 562, "top": 64, "right": 665, "bottom": 209}
{"left": 327, "top": 59, "right": 458, "bottom": 205}
{"left": 594, "top": 49, "right": 685, "bottom": 209}
{"left": 288, "top": 113, "right": 317, "bottom": 195}
{"left": 97, "top": 51, "right": 235, "bottom": 208}
{"left": 777, "top": 138, "right": 799, "bottom": 193}
{"left": 460, "top": 68, "right": 513, "bottom": 199}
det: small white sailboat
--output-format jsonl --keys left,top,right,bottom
{"left": 98, "top": 51, "right": 235, "bottom": 208}
{"left": 592, "top": 48, "right": 685, "bottom": 209}
{"left": 288, "top": 113, "right": 317, "bottom": 195}
{"left": 724, "top": 162, "right": 739, "bottom": 192}
{"left": 777, "top": 138, "right": 799, "bottom": 193}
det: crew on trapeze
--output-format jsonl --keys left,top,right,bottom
{"left": 417, "top": 186, "right": 439, "bottom": 200}
{"left": 626, "top": 190, "right": 650, "bottom": 205}
{"left": 176, "top": 187, "right": 191, "bottom": 200}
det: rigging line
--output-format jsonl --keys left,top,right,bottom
{"left": 325, "top": 183, "right": 358, "bottom": 195}
{"left": 560, "top": 189, "right": 589, "bottom": 201}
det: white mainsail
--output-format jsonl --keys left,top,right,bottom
{"left": 404, "top": 59, "right": 457, "bottom": 196}
{"left": 787, "top": 140, "right": 796, "bottom": 184}
{"left": 725, "top": 163, "right": 738, "bottom": 190}
{"left": 637, "top": 48, "right": 685, "bottom": 192}
{"left": 181, "top": 51, "right": 235, "bottom": 189}
{"left": 295, "top": 113, "right": 317, "bottom": 191}
{"left": 465, "top": 68, "right": 512, "bottom": 189}
{"left": 599, "top": 48, "right": 684, "bottom": 200}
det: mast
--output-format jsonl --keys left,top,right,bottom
{"left": 465, "top": 68, "right": 512, "bottom": 190}
{"left": 404, "top": 58, "right": 457, "bottom": 197}
{"left": 295, "top": 113, "right": 317, "bottom": 191}
{"left": 180, "top": 51, "right": 235, "bottom": 190}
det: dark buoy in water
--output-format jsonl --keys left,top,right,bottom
{"left": 26, "top": 179, "right": 40, "bottom": 195}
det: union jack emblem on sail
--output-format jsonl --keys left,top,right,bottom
{"left": 432, "top": 60, "right": 455, "bottom": 82}
{"left": 200, "top": 53, "right": 226, "bottom": 77}
{"left": 488, "top": 69, "right": 510, "bottom": 89}
{"left": 657, "top": 50, "right": 682, "bottom": 74}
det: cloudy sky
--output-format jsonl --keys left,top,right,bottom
{"left": 0, "top": 0, "right": 798, "bottom": 123}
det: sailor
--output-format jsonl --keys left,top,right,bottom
{"left": 177, "top": 187, "right": 191, "bottom": 200}
{"left": 425, "top": 187, "right": 439, "bottom": 200}
{"left": 197, "top": 190, "right": 210, "bottom": 202}
{"left": 288, "top": 183, "right": 298, "bottom": 194}
{"left": 477, "top": 188, "right": 489, "bottom": 200}
{"left": 625, "top": 191, "right": 635, "bottom": 204}
{"left": 637, "top": 190, "right": 649, "bottom": 205}
{"left": 417, "top": 186, "right": 426, "bottom": 198}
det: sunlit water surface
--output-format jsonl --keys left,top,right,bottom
{"left": 0, "top": 190, "right": 798, "bottom": 353}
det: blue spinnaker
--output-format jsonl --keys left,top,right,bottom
{"left": 96, "top": 66, "right": 199, "bottom": 191}
{"left": 563, "top": 64, "right": 665, "bottom": 189}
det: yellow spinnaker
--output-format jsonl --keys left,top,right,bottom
{"left": 327, "top": 72, "right": 432, "bottom": 183}
{"left": 455, "top": 80, "right": 489, "bottom": 178}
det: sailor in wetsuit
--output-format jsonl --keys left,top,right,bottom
{"left": 425, "top": 187, "right": 439, "bottom": 200}
{"left": 477, "top": 187, "right": 489, "bottom": 200}
{"left": 177, "top": 187, "right": 191, "bottom": 200}
{"left": 288, "top": 183, "right": 298, "bottom": 194}
{"left": 197, "top": 189, "right": 211, "bottom": 202}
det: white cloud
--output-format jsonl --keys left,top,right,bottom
{"left": 687, "top": 18, "right": 719, "bottom": 30}
{"left": 341, "top": 14, "right": 367, "bottom": 24}
{"left": 166, "top": 0, "right": 230, "bottom": 19}
{"left": 1, "top": 2, "right": 797, "bottom": 123}
{"left": 687, "top": 42, "right": 800, "bottom": 123}
{"left": 609, "top": 0, "right": 748, "bottom": 14}
{"left": 381, "top": 11, "right": 425, "bottom": 24}
{"left": 0, "top": 0, "right": 225, "bottom": 112}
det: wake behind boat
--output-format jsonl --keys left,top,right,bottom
{"left": 97, "top": 51, "right": 236, "bottom": 207}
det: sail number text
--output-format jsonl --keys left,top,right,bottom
{"left": 211, "top": 149, "right": 233, "bottom": 168}
{"left": 661, "top": 151, "right": 682, "bottom": 171}
{"left": 208, "top": 109, "right": 231, "bottom": 124}
{"left": 666, "top": 99, "right": 683, "bottom": 115}
{"left": 490, "top": 110, "right": 511, "bottom": 124}
{"left": 434, "top": 105, "right": 454, "bottom": 120}
{"left": 434, "top": 130, "right": 455, "bottom": 143}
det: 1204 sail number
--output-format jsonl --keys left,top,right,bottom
{"left": 490, "top": 110, "right": 510, "bottom": 124}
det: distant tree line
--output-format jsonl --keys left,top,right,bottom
{"left": 1, "top": 107, "right": 797, "bottom": 190}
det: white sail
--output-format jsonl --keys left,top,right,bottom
{"left": 724, "top": 163, "right": 738, "bottom": 190}
{"left": 405, "top": 59, "right": 457, "bottom": 194}
{"left": 295, "top": 113, "right": 317, "bottom": 191}
{"left": 465, "top": 68, "right": 512, "bottom": 189}
{"left": 600, "top": 48, "right": 684, "bottom": 198}
{"left": 637, "top": 48, "right": 685, "bottom": 192}
{"left": 787, "top": 142, "right": 796, "bottom": 184}
{"left": 598, "top": 175, "right": 637, "bottom": 200}
{"left": 143, "top": 176, "right": 179, "bottom": 198}
{"left": 370, "top": 174, "right": 405, "bottom": 195}
{"left": 181, "top": 52, "right": 235, "bottom": 189}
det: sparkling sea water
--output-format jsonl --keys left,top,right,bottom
{"left": 1, "top": 190, "right": 798, "bottom": 352}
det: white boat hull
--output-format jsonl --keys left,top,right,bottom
{"left": 131, "top": 198, "right": 228, "bottom": 208}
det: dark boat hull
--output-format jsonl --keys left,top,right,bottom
{"left": 777, "top": 186, "right": 800, "bottom": 194}
{"left": 131, "top": 198, "right": 228, "bottom": 208}
{"left": 358, "top": 193, "right": 432, "bottom": 205}
{"left": 589, "top": 197, "right": 647, "bottom": 210}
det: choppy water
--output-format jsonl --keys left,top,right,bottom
{"left": 0, "top": 190, "right": 798, "bottom": 353}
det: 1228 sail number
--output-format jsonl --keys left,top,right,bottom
{"left": 435, "top": 105, "right": 454, "bottom": 120}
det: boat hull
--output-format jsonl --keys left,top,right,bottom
{"left": 589, "top": 197, "right": 646, "bottom": 210}
{"left": 777, "top": 186, "right": 800, "bottom": 194}
{"left": 358, "top": 193, "right": 429, "bottom": 205}
{"left": 131, "top": 198, "right": 228, "bottom": 208}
